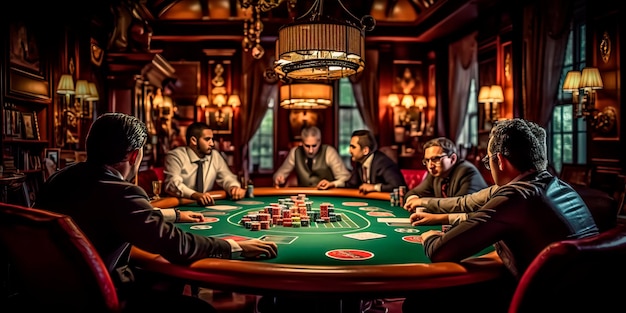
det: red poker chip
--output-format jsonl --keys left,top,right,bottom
{"left": 402, "top": 235, "right": 424, "bottom": 244}
{"left": 325, "top": 249, "right": 374, "bottom": 260}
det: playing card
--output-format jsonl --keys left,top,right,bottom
{"left": 343, "top": 232, "right": 386, "bottom": 240}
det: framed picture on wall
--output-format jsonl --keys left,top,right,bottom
{"left": 44, "top": 148, "right": 61, "bottom": 170}
{"left": 7, "top": 21, "right": 51, "bottom": 101}
{"left": 392, "top": 60, "right": 424, "bottom": 95}
{"left": 207, "top": 109, "right": 233, "bottom": 134}
{"left": 21, "top": 112, "right": 39, "bottom": 140}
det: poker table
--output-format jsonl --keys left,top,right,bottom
{"left": 133, "top": 187, "right": 505, "bottom": 298}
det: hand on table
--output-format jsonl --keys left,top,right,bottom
{"left": 317, "top": 179, "right": 335, "bottom": 190}
{"left": 230, "top": 186, "right": 246, "bottom": 200}
{"left": 404, "top": 196, "right": 424, "bottom": 212}
{"left": 421, "top": 229, "right": 444, "bottom": 241}
{"left": 274, "top": 175, "right": 285, "bottom": 188}
{"left": 178, "top": 211, "right": 205, "bottom": 223}
{"left": 358, "top": 183, "right": 376, "bottom": 194}
{"left": 410, "top": 211, "right": 448, "bottom": 226}
{"left": 193, "top": 192, "right": 215, "bottom": 206}
{"left": 239, "top": 239, "right": 278, "bottom": 259}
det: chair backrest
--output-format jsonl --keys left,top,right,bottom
{"left": 0, "top": 203, "right": 120, "bottom": 312}
{"left": 400, "top": 169, "right": 428, "bottom": 189}
{"left": 508, "top": 225, "right": 626, "bottom": 313}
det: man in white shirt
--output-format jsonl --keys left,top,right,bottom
{"left": 273, "top": 126, "right": 350, "bottom": 190}
{"left": 164, "top": 122, "right": 245, "bottom": 205}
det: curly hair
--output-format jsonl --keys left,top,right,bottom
{"left": 488, "top": 119, "right": 546, "bottom": 172}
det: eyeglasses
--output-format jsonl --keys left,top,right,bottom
{"left": 482, "top": 154, "right": 498, "bottom": 170}
{"left": 422, "top": 154, "right": 449, "bottom": 166}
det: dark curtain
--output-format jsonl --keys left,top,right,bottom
{"left": 445, "top": 31, "right": 478, "bottom": 142}
{"left": 521, "top": 0, "right": 573, "bottom": 127}
{"left": 239, "top": 52, "right": 277, "bottom": 179}
{"left": 350, "top": 49, "right": 380, "bottom": 136}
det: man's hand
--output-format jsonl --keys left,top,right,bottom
{"left": 178, "top": 211, "right": 205, "bottom": 223}
{"left": 403, "top": 196, "right": 424, "bottom": 212}
{"left": 410, "top": 211, "right": 448, "bottom": 226}
{"left": 358, "top": 183, "right": 376, "bottom": 194}
{"left": 274, "top": 175, "right": 285, "bottom": 187}
{"left": 317, "top": 179, "right": 335, "bottom": 190}
{"left": 192, "top": 192, "right": 215, "bottom": 206}
{"left": 230, "top": 186, "right": 247, "bottom": 200}
{"left": 421, "top": 229, "right": 444, "bottom": 241}
{"left": 238, "top": 239, "right": 278, "bottom": 259}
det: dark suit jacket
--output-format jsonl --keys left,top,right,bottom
{"left": 405, "top": 160, "right": 488, "bottom": 198}
{"left": 345, "top": 151, "right": 406, "bottom": 192}
{"left": 36, "top": 162, "right": 231, "bottom": 290}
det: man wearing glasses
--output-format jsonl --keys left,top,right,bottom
{"left": 273, "top": 126, "right": 350, "bottom": 189}
{"left": 404, "top": 137, "right": 487, "bottom": 210}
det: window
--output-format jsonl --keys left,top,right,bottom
{"left": 338, "top": 78, "right": 367, "bottom": 169}
{"left": 249, "top": 98, "right": 275, "bottom": 171}
{"left": 550, "top": 21, "right": 587, "bottom": 174}
{"left": 457, "top": 79, "right": 479, "bottom": 149}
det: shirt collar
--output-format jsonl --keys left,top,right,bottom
{"left": 362, "top": 153, "right": 374, "bottom": 169}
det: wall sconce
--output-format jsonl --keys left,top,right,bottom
{"left": 197, "top": 93, "right": 240, "bottom": 126}
{"left": 477, "top": 85, "right": 504, "bottom": 127}
{"left": 387, "top": 93, "right": 428, "bottom": 137}
{"left": 280, "top": 82, "right": 332, "bottom": 109}
{"left": 562, "top": 67, "right": 615, "bottom": 131}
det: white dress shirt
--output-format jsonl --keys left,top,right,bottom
{"left": 164, "top": 146, "right": 240, "bottom": 199}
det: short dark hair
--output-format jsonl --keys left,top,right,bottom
{"left": 185, "top": 122, "right": 211, "bottom": 144}
{"left": 351, "top": 129, "right": 377, "bottom": 152}
{"left": 301, "top": 126, "right": 321, "bottom": 140}
{"left": 489, "top": 118, "right": 546, "bottom": 172}
{"left": 423, "top": 137, "right": 457, "bottom": 156}
{"left": 86, "top": 113, "right": 148, "bottom": 165}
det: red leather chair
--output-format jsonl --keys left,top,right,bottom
{"left": 508, "top": 225, "right": 626, "bottom": 313}
{"left": 0, "top": 203, "right": 120, "bottom": 312}
{"left": 400, "top": 169, "right": 428, "bottom": 189}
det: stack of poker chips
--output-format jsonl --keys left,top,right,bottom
{"left": 398, "top": 186, "right": 406, "bottom": 207}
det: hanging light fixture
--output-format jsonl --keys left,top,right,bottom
{"left": 280, "top": 82, "right": 333, "bottom": 109}
{"left": 274, "top": 0, "right": 376, "bottom": 81}
{"left": 240, "top": 0, "right": 286, "bottom": 59}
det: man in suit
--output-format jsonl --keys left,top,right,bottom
{"left": 403, "top": 137, "right": 488, "bottom": 210}
{"left": 345, "top": 129, "right": 406, "bottom": 193}
{"left": 36, "top": 113, "right": 277, "bottom": 312}
{"left": 273, "top": 126, "right": 350, "bottom": 189}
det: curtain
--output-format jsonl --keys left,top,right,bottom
{"left": 239, "top": 52, "right": 277, "bottom": 179}
{"left": 350, "top": 49, "right": 380, "bottom": 136}
{"left": 521, "top": 0, "right": 573, "bottom": 127}
{"left": 446, "top": 31, "right": 478, "bottom": 142}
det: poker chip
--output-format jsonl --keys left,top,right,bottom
{"left": 402, "top": 235, "right": 424, "bottom": 244}
{"left": 326, "top": 249, "right": 374, "bottom": 260}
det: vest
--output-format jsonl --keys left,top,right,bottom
{"left": 294, "top": 145, "right": 335, "bottom": 187}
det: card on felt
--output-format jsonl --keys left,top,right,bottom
{"left": 259, "top": 235, "right": 298, "bottom": 244}
{"left": 377, "top": 217, "right": 411, "bottom": 224}
{"left": 343, "top": 232, "right": 386, "bottom": 240}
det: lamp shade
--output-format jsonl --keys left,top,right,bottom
{"left": 56, "top": 74, "right": 75, "bottom": 95}
{"left": 213, "top": 94, "right": 227, "bottom": 107}
{"left": 275, "top": 22, "right": 365, "bottom": 81}
{"left": 401, "top": 95, "right": 414, "bottom": 108}
{"left": 74, "top": 80, "right": 90, "bottom": 99}
{"left": 86, "top": 82, "right": 99, "bottom": 101}
{"left": 280, "top": 83, "right": 333, "bottom": 109}
{"left": 580, "top": 67, "right": 603, "bottom": 89}
{"left": 414, "top": 95, "right": 427, "bottom": 109}
{"left": 489, "top": 85, "right": 504, "bottom": 103}
{"left": 477, "top": 86, "right": 491, "bottom": 103}
{"left": 196, "top": 95, "right": 209, "bottom": 107}
{"left": 387, "top": 94, "right": 400, "bottom": 106}
{"left": 227, "top": 95, "right": 241, "bottom": 107}
{"left": 562, "top": 70, "right": 581, "bottom": 91}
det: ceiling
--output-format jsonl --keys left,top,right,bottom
{"left": 138, "top": 0, "right": 492, "bottom": 45}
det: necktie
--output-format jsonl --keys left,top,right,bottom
{"left": 441, "top": 179, "right": 449, "bottom": 198}
{"left": 362, "top": 166, "right": 368, "bottom": 183}
{"left": 195, "top": 160, "right": 204, "bottom": 193}
{"left": 307, "top": 158, "right": 313, "bottom": 171}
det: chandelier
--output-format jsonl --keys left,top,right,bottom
{"left": 274, "top": 0, "right": 375, "bottom": 81}
{"left": 241, "top": 0, "right": 286, "bottom": 59}
{"left": 279, "top": 82, "right": 332, "bottom": 109}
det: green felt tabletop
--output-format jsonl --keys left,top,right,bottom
{"left": 177, "top": 195, "right": 493, "bottom": 266}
